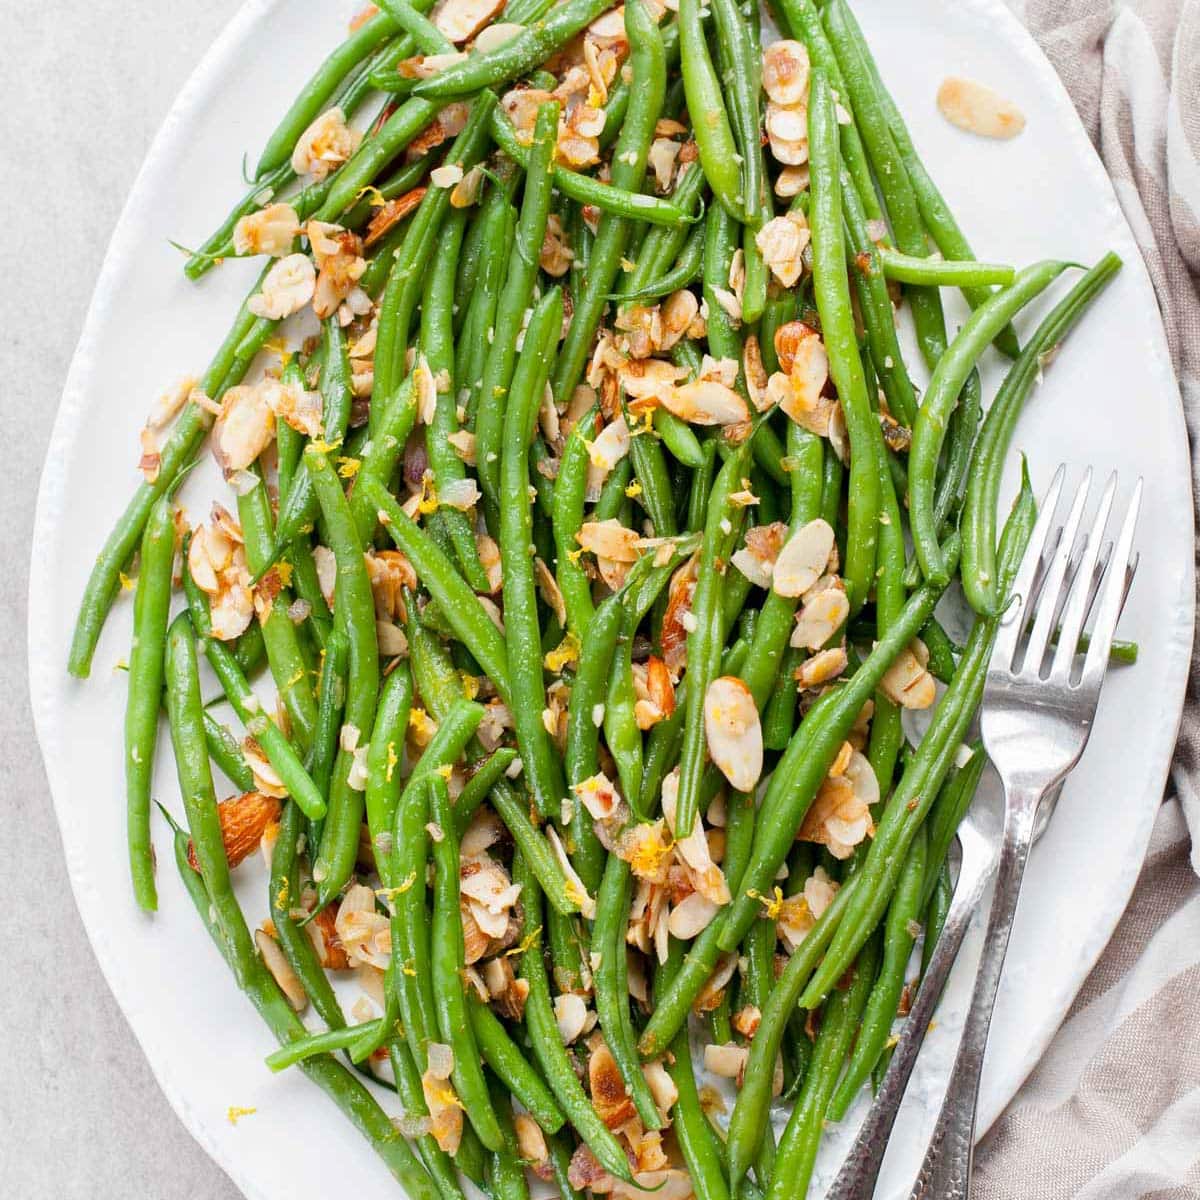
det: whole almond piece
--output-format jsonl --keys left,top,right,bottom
{"left": 187, "top": 790, "right": 281, "bottom": 871}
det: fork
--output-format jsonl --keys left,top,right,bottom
{"left": 825, "top": 465, "right": 1140, "bottom": 1200}
{"left": 906, "top": 465, "right": 1141, "bottom": 1200}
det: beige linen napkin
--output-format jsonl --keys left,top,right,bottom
{"left": 976, "top": 2, "right": 1200, "bottom": 1196}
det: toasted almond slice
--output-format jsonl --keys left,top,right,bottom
{"left": 773, "top": 518, "right": 836, "bottom": 597}
{"left": 577, "top": 518, "right": 642, "bottom": 562}
{"left": 432, "top": 0, "right": 504, "bottom": 42}
{"left": 936, "top": 76, "right": 1026, "bottom": 140}
{"left": 473, "top": 20, "right": 524, "bottom": 52}
{"left": 234, "top": 202, "right": 301, "bottom": 257}
{"left": 762, "top": 40, "right": 810, "bottom": 106}
{"left": 660, "top": 379, "right": 750, "bottom": 427}
{"left": 844, "top": 748, "right": 881, "bottom": 810}
{"left": 590, "top": 1040, "right": 638, "bottom": 1130}
{"left": 247, "top": 252, "right": 316, "bottom": 320}
{"left": 790, "top": 585, "right": 850, "bottom": 650}
{"left": 755, "top": 213, "right": 811, "bottom": 288}
{"left": 667, "top": 890, "right": 720, "bottom": 939}
{"left": 880, "top": 644, "right": 937, "bottom": 709}
{"left": 796, "top": 645, "right": 849, "bottom": 689}
{"left": 573, "top": 770, "right": 623, "bottom": 821}
{"left": 703, "top": 676, "right": 763, "bottom": 793}
{"left": 554, "top": 992, "right": 591, "bottom": 1043}
{"left": 256, "top": 928, "right": 308, "bottom": 1011}
{"left": 774, "top": 164, "right": 810, "bottom": 197}
{"left": 187, "top": 790, "right": 281, "bottom": 870}
{"left": 703, "top": 1042, "right": 748, "bottom": 1079}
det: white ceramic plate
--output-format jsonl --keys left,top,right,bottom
{"left": 29, "top": 0, "right": 1194, "bottom": 1195}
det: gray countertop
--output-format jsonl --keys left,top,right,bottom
{"left": 3, "top": 1, "right": 241, "bottom": 1193}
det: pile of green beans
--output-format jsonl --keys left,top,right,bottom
{"left": 73, "top": 1, "right": 1131, "bottom": 1194}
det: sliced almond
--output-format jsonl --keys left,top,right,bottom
{"left": 796, "top": 645, "right": 849, "bottom": 689}
{"left": 936, "top": 76, "right": 1026, "bottom": 140}
{"left": 880, "top": 643, "right": 938, "bottom": 709}
{"left": 255, "top": 928, "right": 307, "bottom": 1011}
{"left": 660, "top": 378, "right": 750, "bottom": 426}
{"left": 762, "top": 40, "right": 810, "bottom": 106}
{"left": 772, "top": 518, "right": 836, "bottom": 597}
{"left": 790, "top": 584, "right": 849, "bottom": 650}
{"left": 667, "top": 890, "right": 720, "bottom": 939}
{"left": 703, "top": 676, "right": 763, "bottom": 793}
{"left": 188, "top": 791, "right": 281, "bottom": 871}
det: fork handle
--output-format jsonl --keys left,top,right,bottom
{"left": 825, "top": 839, "right": 996, "bottom": 1200}
{"left": 908, "top": 786, "right": 1042, "bottom": 1200}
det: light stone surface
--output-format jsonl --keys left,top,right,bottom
{"left": 2, "top": 1, "right": 241, "bottom": 1193}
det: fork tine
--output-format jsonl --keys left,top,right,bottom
{"left": 1050, "top": 472, "right": 1117, "bottom": 678}
{"left": 1079, "top": 477, "right": 1142, "bottom": 692}
{"left": 991, "top": 465, "right": 1067, "bottom": 671}
{"left": 1024, "top": 470, "right": 1093, "bottom": 674}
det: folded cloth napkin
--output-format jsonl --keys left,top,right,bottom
{"left": 978, "top": 2, "right": 1200, "bottom": 1196}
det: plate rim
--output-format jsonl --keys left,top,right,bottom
{"left": 27, "top": 0, "right": 1195, "bottom": 1193}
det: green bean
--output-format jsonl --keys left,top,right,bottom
{"left": 613, "top": 217, "right": 705, "bottom": 303}
{"left": 420, "top": 209, "right": 490, "bottom": 591}
{"left": 809, "top": 67, "right": 879, "bottom": 613}
{"left": 920, "top": 861, "right": 953, "bottom": 984}
{"left": 910, "top": 260, "right": 1068, "bottom": 585}
{"left": 723, "top": 874, "right": 862, "bottom": 1187}
{"left": 510, "top": 852, "right": 637, "bottom": 1184}
{"left": 674, "top": 443, "right": 752, "bottom": 841}
{"left": 841, "top": 167, "right": 918, "bottom": 429}
{"left": 348, "top": 374, "right": 416, "bottom": 544}
{"left": 821, "top": 0, "right": 949, "bottom": 377}
{"left": 488, "top": 107, "right": 689, "bottom": 227}
{"left": 488, "top": 775, "right": 589, "bottom": 917}
{"left": 232, "top": 618, "right": 269, "bottom": 678}
{"left": 181, "top": 549, "right": 327, "bottom": 821}
{"left": 458, "top": 197, "right": 516, "bottom": 427}
{"left": 371, "top": 93, "right": 498, "bottom": 427}
{"left": 427, "top": 775, "right": 505, "bottom": 1150}
{"left": 165, "top": 614, "right": 257, "bottom": 983}
{"left": 481, "top": 1086, "right": 527, "bottom": 1200}
{"left": 546, "top": 1132, "right": 584, "bottom": 1200}
{"left": 921, "top": 744, "right": 987, "bottom": 910}
{"left": 655, "top": 407, "right": 706, "bottom": 469}
{"left": 364, "top": 476, "right": 513, "bottom": 702}
{"left": 475, "top": 99, "right": 559, "bottom": 522}
{"left": 656, "top": 941, "right": 731, "bottom": 1200}
{"left": 740, "top": 423, "right": 824, "bottom": 712}
{"left": 454, "top": 747, "right": 518, "bottom": 831}
{"left": 124, "top": 495, "right": 174, "bottom": 910}
{"left": 468, "top": 997, "right": 566, "bottom": 1133}
{"left": 304, "top": 626, "right": 348, "bottom": 853}
{"left": 678, "top": 0, "right": 742, "bottom": 219}
{"left": 69, "top": 268, "right": 278, "bottom": 678}
{"left": 626, "top": 406, "right": 677, "bottom": 538}
{"left": 550, "top": 0, "right": 666, "bottom": 402}
{"left": 798, "top": 476, "right": 1036, "bottom": 1009}
{"left": 305, "top": 448, "right": 381, "bottom": 910}
{"left": 266, "top": 1021, "right": 381, "bottom": 1072}
{"left": 564, "top": 594, "right": 623, "bottom": 892}
{"left": 594, "top": 854, "right": 663, "bottom": 1130}
{"left": 828, "top": 826, "right": 926, "bottom": 1120}
{"left": 499, "top": 287, "right": 568, "bottom": 819}
{"left": 766, "top": 933, "right": 881, "bottom": 1200}
{"left": 165, "top": 809, "right": 441, "bottom": 1198}
{"left": 238, "top": 469, "right": 319, "bottom": 751}
{"left": 363, "top": 663, "right": 413, "bottom": 879}
{"left": 202, "top": 711, "right": 255, "bottom": 791}
{"left": 877, "top": 246, "right": 1015, "bottom": 287}
{"left": 412, "top": 0, "right": 613, "bottom": 98}
{"left": 270, "top": 799, "right": 348, "bottom": 1032}
{"left": 271, "top": 318, "right": 355, "bottom": 562}
{"left": 553, "top": 407, "right": 599, "bottom": 641}
{"left": 605, "top": 619, "right": 646, "bottom": 808}
{"left": 961, "top": 252, "right": 1121, "bottom": 613}
{"left": 390, "top": 760, "right": 440, "bottom": 1070}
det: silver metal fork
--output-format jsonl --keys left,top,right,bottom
{"left": 907, "top": 465, "right": 1141, "bottom": 1199}
{"left": 824, "top": 465, "right": 1140, "bottom": 1200}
